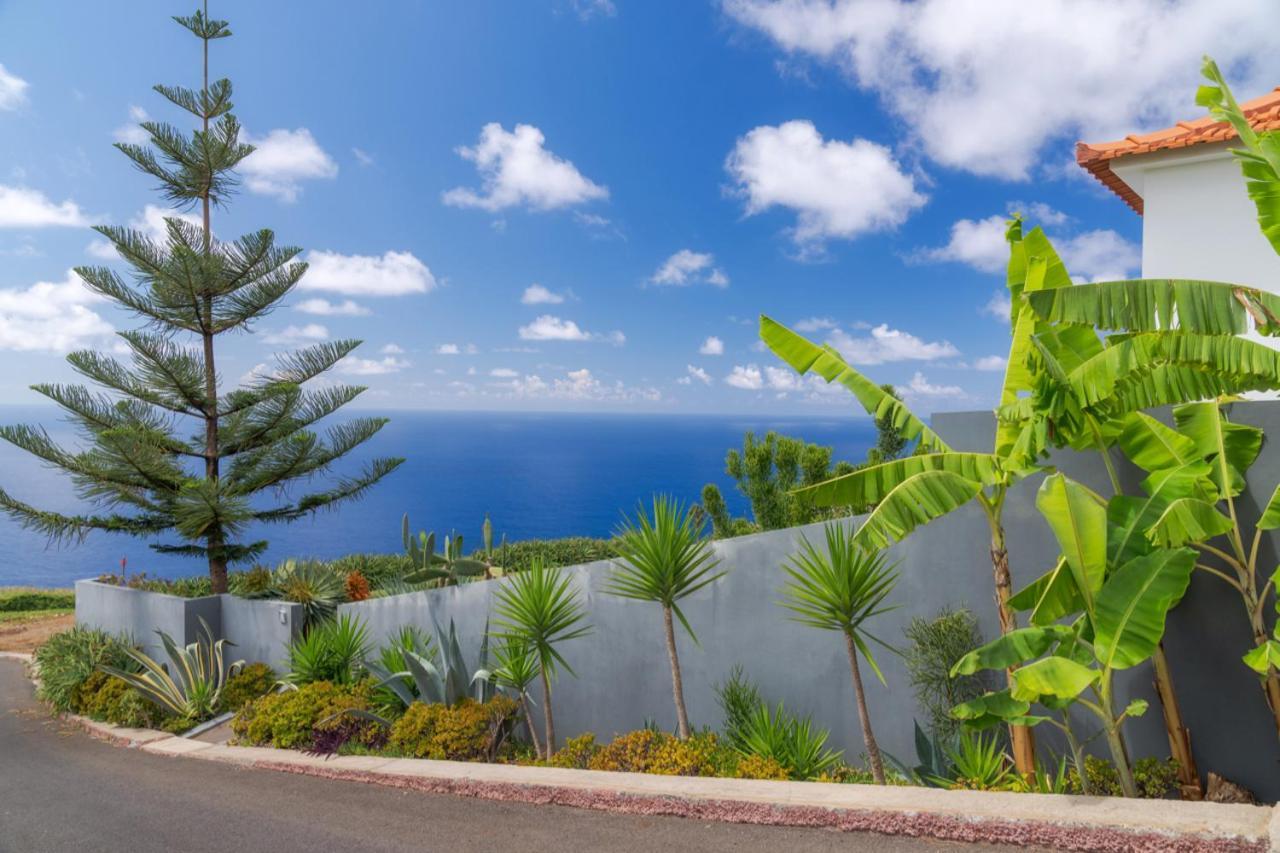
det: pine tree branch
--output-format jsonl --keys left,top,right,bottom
{"left": 67, "top": 350, "right": 204, "bottom": 417}
{"left": 220, "top": 385, "right": 365, "bottom": 456}
{"left": 253, "top": 456, "right": 405, "bottom": 522}
{"left": 0, "top": 486, "right": 171, "bottom": 544}
{"left": 119, "top": 331, "right": 211, "bottom": 414}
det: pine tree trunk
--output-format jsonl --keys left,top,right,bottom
{"left": 844, "top": 630, "right": 885, "bottom": 785}
{"left": 520, "top": 690, "right": 543, "bottom": 760}
{"left": 198, "top": 10, "right": 226, "bottom": 595}
{"left": 540, "top": 667, "right": 556, "bottom": 757}
{"left": 1151, "top": 644, "right": 1202, "bottom": 799}
{"left": 663, "top": 604, "right": 691, "bottom": 739}
{"left": 989, "top": 520, "right": 1036, "bottom": 778}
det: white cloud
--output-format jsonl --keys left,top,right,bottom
{"left": 300, "top": 250, "right": 435, "bottom": 297}
{"left": 337, "top": 354, "right": 410, "bottom": 376}
{"left": 490, "top": 367, "right": 519, "bottom": 378}
{"left": 678, "top": 364, "right": 713, "bottom": 386}
{"left": 0, "top": 64, "right": 29, "bottom": 110}
{"left": 1058, "top": 230, "right": 1141, "bottom": 282}
{"left": 794, "top": 316, "right": 837, "bottom": 332}
{"left": 650, "top": 250, "right": 729, "bottom": 287}
{"left": 499, "top": 367, "right": 661, "bottom": 403}
{"left": 903, "top": 371, "right": 965, "bottom": 399}
{"left": 723, "top": 0, "right": 1280, "bottom": 179}
{"left": 982, "top": 291, "right": 1012, "bottom": 320}
{"left": 113, "top": 105, "right": 150, "bottom": 145}
{"left": 240, "top": 128, "right": 338, "bottom": 201}
{"left": 0, "top": 270, "right": 113, "bottom": 352}
{"left": 521, "top": 283, "right": 566, "bottom": 305}
{"left": 827, "top": 324, "right": 958, "bottom": 365}
{"left": 294, "top": 297, "right": 370, "bottom": 316}
{"left": 0, "top": 185, "right": 88, "bottom": 228}
{"left": 263, "top": 323, "right": 329, "bottom": 345}
{"left": 699, "top": 335, "right": 725, "bottom": 356}
{"left": 518, "top": 314, "right": 624, "bottom": 345}
{"left": 572, "top": 0, "right": 617, "bottom": 19}
{"left": 918, "top": 215, "right": 1009, "bottom": 273}
{"left": 920, "top": 214, "right": 1138, "bottom": 281}
{"left": 352, "top": 147, "right": 375, "bottom": 167}
{"left": 725, "top": 120, "right": 926, "bottom": 250}
{"left": 974, "top": 355, "right": 1007, "bottom": 371}
{"left": 381, "top": 343, "right": 405, "bottom": 355}
{"left": 443, "top": 123, "right": 608, "bottom": 212}
{"left": 726, "top": 364, "right": 765, "bottom": 390}
{"left": 436, "top": 343, "right": 461, "bottom": 355}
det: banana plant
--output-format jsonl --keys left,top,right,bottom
{"left": 952, "top": 473, "right": 1196, "bottom": 798}
{"left": 1106, "top": 401, "right": 1280, "bottom": 740}
{"left": 402, "top": 512, "right": 505, "bottom": 586}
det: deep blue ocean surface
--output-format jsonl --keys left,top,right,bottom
{"left": 0, "top": 407, "right": 874, "bottom": 587}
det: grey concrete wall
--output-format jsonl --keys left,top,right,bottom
{"left": 74, "top": 580, "right": 221, "bottom": 663}
{"left": 77, "top": 401, "right": 1280, "bottom": 800}
{"left": 336, "top": 403, "right": 1280, "bottom": 801}
{"left": 219, "top": 595, "right": 303, "bottom": 674}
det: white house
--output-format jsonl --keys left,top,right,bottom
{"left": 1077, "top": 87, "right": 1280, "bottom": 290}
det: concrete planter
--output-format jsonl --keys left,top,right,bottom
{"left": 74, "top": 580, "right": 301, "bottom": 672}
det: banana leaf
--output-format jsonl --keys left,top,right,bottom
{"left": 1092, "top": 548, "right": 1196, "bottom": 671}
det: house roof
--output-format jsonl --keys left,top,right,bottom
{"left": 1076, "top": 87, "right": 1280, "bottom": 215}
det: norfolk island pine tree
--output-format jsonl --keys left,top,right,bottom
{"left": 0, "top": 5, "right": 403, "bottom": 593}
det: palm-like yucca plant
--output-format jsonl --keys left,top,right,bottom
{"left": 283, "top": 614, "right": 369, "bottom": 686}
{"left": 736, "top": 701, "right": 843, "bottom": 780}
{"left": 780, "top": 523, "right": 897, "bottom": 784}
{"left": 478, "top": 635, "right": 544, "bottom": 758}
{"left": 492, "top": 559, "right": 591, "bottom": 755}
{"left": 608, "top": 495, "right": 725, "bottom": 739}
{"left": 102, "top": 617, "right": 244, "bottom": 724}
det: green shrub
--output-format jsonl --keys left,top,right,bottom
{"left": 0, "top": 588, "right": 75, "bottom": 612}
{"left": 284, "top": 615, "right": 369, "bottom": 686}
{"left": 219, "top": 663, "right": 276, "bottom": 712}
{"left": 735, "top": 702, "right": 843, "bottom": 780}
{"left": 387, "top": 697, "right": 520, "bottom": 761}
{"left": 94, "top": 573, "right": 215, "bottom": 598}
{"left": 548, "top": 732, "right": 600, "bottom": 769}
{"left": 714, "top": 666, "right": 762, "bottom": 751}
{"left": 33, "top": 626, "right": 137, "bottom": 712}
{"left": 479, "top": 537, "right": 618, "bottom": 574}
{"left": 325, "top": 553, "right": 415, "bottom": 590}
{"left": 1067, "top": 756, "right": 1179, "bottom": 799}
{"left": 903, "top": 607, "right": 990, "bottom": 740}
{"left": 231, "top": 680, "right": 376, "bottom": 749}
{"left": 227, "top": 566, "right": 273, "bottom": 598}
{"left": 76, "top": 673, "right": 164, "bottom": 728}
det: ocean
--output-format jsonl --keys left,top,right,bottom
{"left": 0, "top": 408, "right": 875, "bottom": 587}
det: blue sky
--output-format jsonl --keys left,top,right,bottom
{"left": 1, "top": 0, "right": 1278, "bottom": 416}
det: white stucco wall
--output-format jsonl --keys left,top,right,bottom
{"left": 1112, "top": 144, "right": 1280, "bottom": 290}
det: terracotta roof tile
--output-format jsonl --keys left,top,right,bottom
{"left": 1076, "top": 87, "right": 1280, "bottom": 214}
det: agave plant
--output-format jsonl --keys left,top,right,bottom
{"left": 101, "top": 617, "right": 244, "bottom": 723}
{"left": 283, "top": 614, "right": 370, "bottom": 686}
{"left": 364, "top": 614, "right": 492, "bottom": 709}
{"left": 267, "top": 559, "right": 344, "bottom": 627}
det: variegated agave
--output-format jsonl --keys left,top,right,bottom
{"left": 363, "top": 614, "right": 493, "bottom": 711}
{"left": 101, "top": 617, "right": 244, "bottom": 723}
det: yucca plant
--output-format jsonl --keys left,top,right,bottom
{"left": 933, "top": 731, "right": 1015, "bottom": 791}
{"left": 477, "top": 635, "right": 544, "bottom": 758}
{"left": 267, "top": 559, "right": 344, "bottom": 627}
{"left": 736, "top": 701, "right": 842, "bottom": 780}
{"left": 283, "top": 614, "right": 369, "bottom": 686}
{"left": 492, "top": 559, "right": 591, "bottom": 755}
{"left": 780, "top": 523, "right": 897, "bottom": 784}
{"left": 102, "top": 617, "right": 243, "bottom": 723}
{"left": 608, "top": 495, "right": 725, "bottom": 739}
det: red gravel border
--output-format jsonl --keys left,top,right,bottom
{"left": 250, "top": 759, "right": 1266, "bottom": 853}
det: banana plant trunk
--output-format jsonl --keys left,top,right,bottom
{"left": 988, "top": 520, "right": 1037, "bottom": 778}
{"left": 1151, "top": 645, "right": 1203, "bottom": 799}
{"left": 844, "top": 630, "right": 885, "bottom": 784}
{"left": 663, "top": 605, "right": 692, "bottom": 740}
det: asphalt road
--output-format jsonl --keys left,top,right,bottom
{"left": 0, "top": 660, "right": 1044, "bottom": 853}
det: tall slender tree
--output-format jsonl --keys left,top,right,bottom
{"left": 0, "top": 5, "right": 402, "bottom": 593}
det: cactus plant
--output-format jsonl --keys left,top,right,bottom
{"left": 401, "top": 513, "right": 505, "bottom": 586}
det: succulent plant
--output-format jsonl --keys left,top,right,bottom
{"left": 364, "top": 614, "right": 491, "bottom": 709}
{"left": 267, "top": 559, "right": 344, "bottom": 627}
{"left": 401, "top": 513, "right": 505, "bottom": 587}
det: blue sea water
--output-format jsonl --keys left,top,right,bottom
{"left": 0, "top": 407, "right": 874, "bottom": 587}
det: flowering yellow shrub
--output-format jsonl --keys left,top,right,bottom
{"left": 549, "top": 732, "right": 599, "bottom": 769}
{"left": 231, "top": 680, "right": 375, "bottom": 749}
{"left": 586, "top": 730, "right": 724, "bottom": 777}
{"left": 387, "top": 696, "right": 519, "bottom": 762}
{"left": 733, "top": 753, "right": 790, "bottom": 780}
